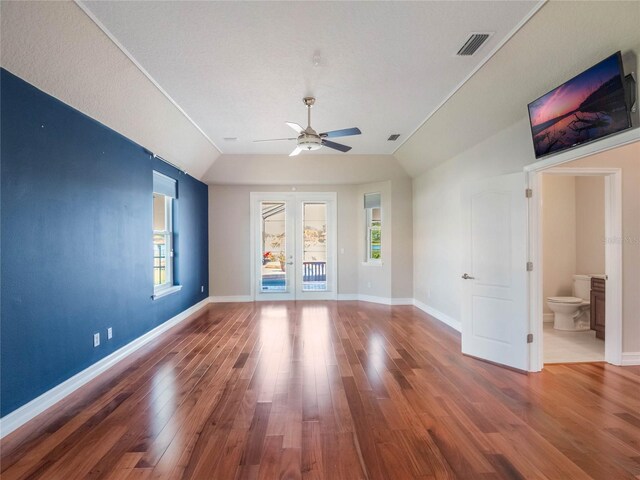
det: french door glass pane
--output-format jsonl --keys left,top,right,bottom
{"left": 302, "top": 203, "right": 327, "bottom": 291}
{"left": 261, "top": 202, "right": 287, "bottom": 292}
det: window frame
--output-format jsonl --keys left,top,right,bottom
{"left": 153, "top": 194, "right": 173, "bottom": 292}
{"left": 364, "top": 193, "right": 382, "bottom": 265}
{"left": 152, "top": 173, "right": 181, "bottom": 299}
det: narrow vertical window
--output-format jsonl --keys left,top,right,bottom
{"left": 364, "top": 193, "right": 381, "bottom": 263}
{"left": 153, "top": 171, "right": 180, "bottom": 297}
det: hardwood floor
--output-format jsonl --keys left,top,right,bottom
{"left": 2, "top": 301, "right": 639, "bottom": 479}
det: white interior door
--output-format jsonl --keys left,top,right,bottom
{"left": 251, "top": 192, "right": 337, "bottom": 301}
{"left": 461, "top": 172, "right": 529, "bottom": 371}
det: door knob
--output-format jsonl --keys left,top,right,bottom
{"left": 461, "top": 273, "right": 475, "bottom": 280}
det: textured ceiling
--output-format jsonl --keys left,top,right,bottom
{"left": 202, "top": 154, "right": 409, "bottom": 186}
{"left": 396, "top": 1, "right": 640, "bottom": 176}
{"left": 0, "top": 1, "right": 220, "bottom": 179}
{"left": 79, "top": 0, "right": 541, "bottom": 157}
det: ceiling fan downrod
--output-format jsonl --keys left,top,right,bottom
{"left": 303, "top": 96, "right": 315, "bottom": 129}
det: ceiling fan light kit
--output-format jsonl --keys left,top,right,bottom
{"left": 254, "top": 97, "right": 361, "bottom": 156}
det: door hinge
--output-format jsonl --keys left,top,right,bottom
{"left": 526, "top": 261, "right": 533, "bottom": 272}
{"left": 525, "top": 188, "right": 533, "bottom": 198}
{"left": 527, "top": 333, "right": 533, "bottom": 343}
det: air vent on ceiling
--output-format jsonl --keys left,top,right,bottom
{"left": 387, "top": 134, "right": 401, "bottom": 141}
{"left": 456, "top": 33, "right": 491, "bottom": 56}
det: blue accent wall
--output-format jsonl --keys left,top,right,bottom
{"left": 0, "top": 69, "right": 209, "bottom": 417}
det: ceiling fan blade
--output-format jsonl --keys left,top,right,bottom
{"left": 286, "top": 122, "right": 304, "bottom": 134}
{"left": 253, "top": 137, "right": 296, "bottom": 142}
{"left": 322, "top": 139, "right": 351, "bottom": 153}
{"left": 319, "top": 127, "right": 361, "bottom": 138}
{"left": 289, "top": 146, "right": 303, "bottom": 157}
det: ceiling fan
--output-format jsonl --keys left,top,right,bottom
{"left": 254, "top": 97, "right": 361, "bottom": 156}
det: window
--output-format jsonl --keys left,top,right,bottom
{"left": 364, "top": 193, "right": 381, "bottom": 263}
{"left": 153, "top": 171, "right": 181, "bottom": 298}
{"left": 153, "top": 193, "right": 172, "bottom": 287}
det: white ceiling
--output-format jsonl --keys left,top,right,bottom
{"left": 79, "top": 0, "right": 541, "bottom": 157}
{"left": 0, "top": 1, "right": 220, "bottom": 179}
{"left": 396, "top": 0, "right": 640, "bottom": 176}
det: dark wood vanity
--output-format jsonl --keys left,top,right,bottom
{"left": 590, "top": 277, "right": 606, "bottom": 340}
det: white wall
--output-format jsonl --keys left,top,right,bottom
{"left": 391, "top": 176, "right": 414, "bottom": 298}
{"left": 209, "top": 180, "right": 413, "bottom": 300}
{"left": 209, "top": 184, "right": 358, "bottom": 297}
{"left": 409, "top": 0, "right": 639, "bottom": 356}
{"left": 413, "top": 130, "right": 640, "bottom": 352}
{"left": 542, "top": 175, "right": 577, "bottom": 311}
{"left": 575, "top": 176, "right": 606, "bottom": 276}
{"left": 413, "top": 117, "right": 536, "bottom": 320}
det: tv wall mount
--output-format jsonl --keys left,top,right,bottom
{"left": 625, "top": 73, "right": 637, "bottom": 113}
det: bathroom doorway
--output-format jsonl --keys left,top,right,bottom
{"left": 540, "top": 172, "right": 606, "bottom": 363}
{"left": 528, "top": 164, "right": 623, "bottom": 369}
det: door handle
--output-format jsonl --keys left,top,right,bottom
{"left": 461, "top": 273, "right": 475, "bottom": 280}
{"left": 287, "top": 261, "right": 294, "bottom": 265}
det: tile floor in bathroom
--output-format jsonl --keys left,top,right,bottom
{"left": 543, "top": 322, "right": 605, "bottom": 363}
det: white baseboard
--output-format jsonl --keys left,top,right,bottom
{"left": 621, "top": 352, "right": 640, "bottom": 366}
{"left": 336, "top": 294, "right": 413, "bottom": 305}
{"left": 337, "top": 294, "right": 359, "bottom": 301}
{"left": 210, "top": 294, "right": 413, "bottom": 305}
{"left": 356, "top": 294, "right": 395, "bottom": 305}
{"left": 211, "top": 295, "right": 254, "bottom": 303}
{"left": 390, "top": 297, "right": 414, "bottom": 306}
{"left": 412, "top": 299, "right": 461, "bottom": 332}
{"left": 338, "top": 293, "right": 413, "bottom": 305}
{"left": 0, "top": 296, "right": 212, "bottom": 439}
{"left": 543, "top": 313, "right": 554, "bottom": 323}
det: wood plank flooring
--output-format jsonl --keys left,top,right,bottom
{"left": 2, "top": 301, "right": 639, "bottom": 479}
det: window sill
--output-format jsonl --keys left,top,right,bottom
{"left": 362, "top": 261, "right": 383, "bottom": 267}
{"left": 152, "top": 285, "right": 182, "bottom": 300}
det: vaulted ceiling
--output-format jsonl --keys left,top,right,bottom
{"left": 79, "top": 0, "right": 541, "bottom": 157}
{"left": 3, "top": 1, "right": 637, "bottom": 183}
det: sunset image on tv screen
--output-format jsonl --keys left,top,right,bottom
{"left": 528, "top": 53, "right": 630, "bottom": 158}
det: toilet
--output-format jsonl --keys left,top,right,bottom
{"left": 547, "top": 274, "right": 595, "bottom": 331}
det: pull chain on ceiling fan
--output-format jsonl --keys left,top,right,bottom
{"left": 254, "top": 97, "right": 361, "bottom": 156}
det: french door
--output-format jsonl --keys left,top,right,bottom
{"left": 250, "top": 192, "right": 337, "bottom": 300}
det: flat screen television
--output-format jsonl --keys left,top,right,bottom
{"left": 527, "top": 52, "right": 631, "bottom": 159}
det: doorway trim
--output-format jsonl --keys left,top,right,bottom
{"left": 249, "top": 191, "right": 338, "bottom": 301}
{"left": 527, "top": 166, "right": 622, "bottom": 370}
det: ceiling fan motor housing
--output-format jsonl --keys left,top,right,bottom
{"left": 253, "top": 96, "right": 359, "bottom": 155}
{"left": 297, "top": 132, "right": 322, "bottom": 151}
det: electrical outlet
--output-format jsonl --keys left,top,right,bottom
{"left": 340, "top": 248, "right": 345, "bottom": 254}
{"left": 367, "top": 282, "right": 372, "bottom": 288}
{"left": 93, "top": 333, "right": 100, "bottom": 347}
{"left": 107, "top": 327, "right": 113, "bottom": 340}
{"left": 201, "top": 285, "right": 204, "bottom": 293}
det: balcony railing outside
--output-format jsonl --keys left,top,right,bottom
{"left": 303, "top": 261, "right": 326, "bottom": 282}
